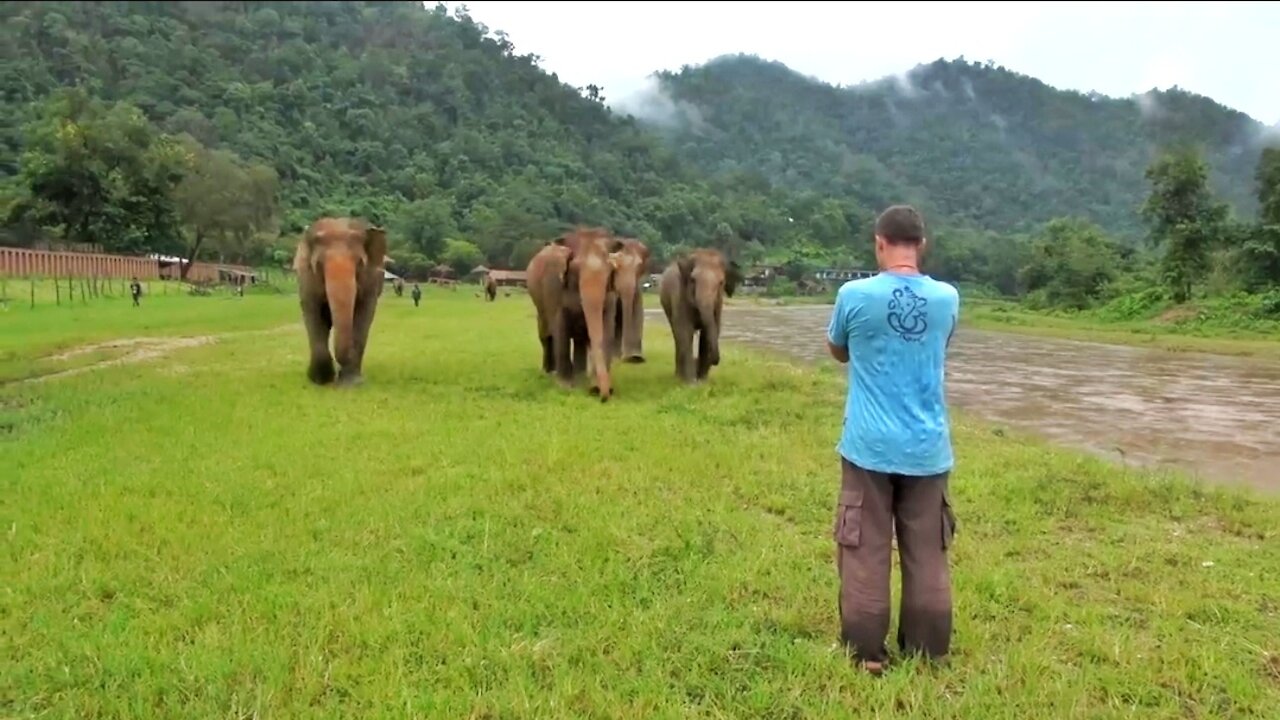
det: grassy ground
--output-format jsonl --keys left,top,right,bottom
{"left": 962, "top": 298, "right": 1280, "bottom": 359}
{"left": 3, "top": 288, "right": 1278, "bottom": 718}
{"left": 0, "top": 279, "right": 299, "bottom": 384}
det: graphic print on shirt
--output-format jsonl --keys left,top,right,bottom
{"left": 886, "top": 285, "right": 929, "bottom": 342}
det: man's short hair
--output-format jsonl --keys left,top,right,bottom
{"left": 875, "top": 205, "right": 926, "bottom": 245}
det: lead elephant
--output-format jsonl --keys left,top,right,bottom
{"left": 294, "top": 217, "right": 388, "bottom": 386}
{"left": 609, "top": 237, "right": 650, "bottom": 364}
{"left": 526, "top": 227, "right": 622, "bottom": 401}
{"left": 659, "top": 248, "right": 742, "bottom": 383}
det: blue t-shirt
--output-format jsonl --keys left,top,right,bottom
{"left": 826, "top": 272, "right": 960, "bottom": 477}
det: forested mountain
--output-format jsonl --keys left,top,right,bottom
{"left": 646, "top": 55, "right": 1276, "bottom": 239}
{"left": 2, "top": 1, "right": 1276, "bottom": 300}
{"left": 3, "top": 1, "right": 830, "bottom": 272}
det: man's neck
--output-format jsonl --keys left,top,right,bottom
{"left": 879, "top": 251, "right": 922, "bottom": 276}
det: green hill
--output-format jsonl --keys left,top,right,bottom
{"left": 642, "top": 54, "right": 1276, "bottom": 239}
{"left": 1, "top": 1, "right": 804, "bottom": 269}
{"left": 2, "top": 2, "right": 1275, "bottom": 284}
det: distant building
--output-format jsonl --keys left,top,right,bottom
{"left": 487, "top": 270, "right": 527, "bottom": 287}
{"left": 814, "top": 268, "right": 877, "bottom": 282}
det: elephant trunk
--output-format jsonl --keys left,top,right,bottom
{"left": 323, "top": 255, "right": 358, "bottom": 369}
{"left": 620, "top": 287, "right": 645, "bottom": 362}
{"left": 698, "top": 295, "right": 720, "bottom": 367}
{"left": 582, "top": 288, "right": 612, "bottom": 401}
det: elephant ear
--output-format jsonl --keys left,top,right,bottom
{"left": 725, "top": 260, "right": 743, "bottom": 298}
{"left": 364, "top": 225, "right": 388, "bottom": 268}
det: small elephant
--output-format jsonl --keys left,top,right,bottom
{"left": 294, "top": 217, "right": 388, "bottom": 386}
{"left": 609, "top": 237, "right": 650, "bottom": 365}
{"left": 659, "top": 248, "right": 741, "bottom": 383}
{"left": 526, "top": 227, "right": 623, "bottom": 401}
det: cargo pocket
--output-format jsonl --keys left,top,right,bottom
{"left": 941, "top": 490, "right": 958, "bottom": 550}
{"left": 832, "top": 488, "right": 864, "bottom": 549}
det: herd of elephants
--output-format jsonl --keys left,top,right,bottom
{"left": 293, "top": 217, "right": 743, "bottom": 399}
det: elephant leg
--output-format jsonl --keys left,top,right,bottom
{"left": 673, "top": 321, "right": 696, "bottom": 384}
{"left": 302, "top": 296, "right": 336, "bottom": 385}
{"left": 573, "top": 333, "right": 588, "bottom": 381}
{"left": 610, "top": 297, "right": 624, "bottom": 361}
{"left": 540, "top": 335, "right": 555, "bottom": 374}
{"left": 696, "top": 328, "right": 712, "bottom": 380}
{"left": 339, "top": 285, "right": 378, "bottom": 386}
{"left": 553, "top": 310, "right": 573, "bottom": 387}
{"left": 536, "top": 309, "right": 555, "bottom": 374}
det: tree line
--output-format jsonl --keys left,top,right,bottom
{"left": 1, "top": 1, "right": 1277, "bottom": 310}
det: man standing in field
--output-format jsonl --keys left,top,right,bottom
{"left": 130, "top": 277, "right": 142, "bottom": 307}
{"left": 825, "top": 205, "right": 960, "bottom": 675}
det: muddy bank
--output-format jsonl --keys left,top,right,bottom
{"left": 663, "top": 305, "right": 1280, "bottom": 493}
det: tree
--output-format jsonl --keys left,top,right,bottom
{"left": 1236, "top": 148, "right": 1280, "bottom": 287}
{"left": 15, "top": 90, "right": 186, "bottom": 254}
{"left": 1141, "top": 147, "right": 1229, "bottom": 302}
{"left": 1257, "top": 147, "right": 1280, "bottom": 227}
{"left": 441, "top": 238, "right": 484, "bottom": 277}
{"left": 1017, "top": 218, "right": 1120, "bottom": 309}
{"left": 172, "top": 137, "right": 280, "bottom": 276}
{"left": 397, "top": 196, "right": 456, "bottom": 261}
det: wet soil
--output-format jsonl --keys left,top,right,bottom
{"left": 675, "top": 305, "right": 1280, "bottom": 493}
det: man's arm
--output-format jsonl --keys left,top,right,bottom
{"left": 946, "top": 286, "right": 960, "bottom": 350}
{"left": 826, "top": 289, "right": 852, "bottom": 364}
{"left": 827, "top": 339, "right": 850, "bottom": 364}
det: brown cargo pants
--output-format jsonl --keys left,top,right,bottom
{"left": 833, "top": 457, "right": 957, "bottom": 665}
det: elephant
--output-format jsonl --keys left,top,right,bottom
{"left": 294, "top": 217, "right": 388, "bottom": 386}
{"left": 659, "top": 248, "right": 742, "bottom": 383}
{"left": 609, "top": 237, "right": 650, "bottom": 364}
{"left": 484, "top": 273, "right": 497, "bottom": 301}
{"left": 526, "top": 227, "right": 623, "bottom": 401}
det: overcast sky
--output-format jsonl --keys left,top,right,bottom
{"left": 454, "top": 1, "right": 1280, "bottom": 125}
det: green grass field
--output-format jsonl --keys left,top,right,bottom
{"left": 961, "top": 299, "right": 1280, "bottom": 359}
{"left": 3, "top": 287, "right": 1278, "bottom": 718}
{"left": 0, "top": 279, "right": 299, "bottom": 384}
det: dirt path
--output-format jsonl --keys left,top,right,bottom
{"left": 14, "top": 325, "right": 293, "bottom": 386}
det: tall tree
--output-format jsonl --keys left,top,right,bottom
{"left": 1141, "top": 147, "right": 1228, "bottom": 302}
{"left": 1239, "top": 147, "right": 1280, "bottom": 287}
{"left": 14, "top": 90, "right": 186, "bottom": 254}
{"left": 1017, "top": 218, "right": 1120, "bottom": 309}
{"left": 1257, "top": 147, "right": 1280, "bottom": 226}
{"left": 441, "top": 238, "right": 484, "bottom": 277}
{"left": 172, "top": 137, "right": 280, "bottom": 276}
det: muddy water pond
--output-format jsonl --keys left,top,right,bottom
{"left": 657, "top": 305, "right": 1280, "bottom": 493}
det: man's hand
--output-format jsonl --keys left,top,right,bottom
{"left": 827, "top": 340, "right": 849, "bottom": 364}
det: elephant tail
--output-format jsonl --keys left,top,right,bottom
{"left": 323, "top": 255, "right": 358, "bottom": 368}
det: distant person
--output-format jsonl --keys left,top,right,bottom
{"left": 411, "top": 283, "right": 422, "bottom": 307}
{"left": 130, "top": 277, "right": 142, "bottom": 307}
{"left": 824, "top": 205, "right": 960, "bottom": 676}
